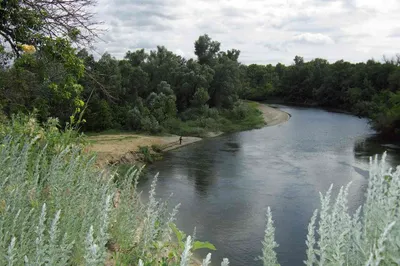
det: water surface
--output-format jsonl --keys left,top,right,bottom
{"left": 139, "top": 105, "right": 400, "bottom": 265}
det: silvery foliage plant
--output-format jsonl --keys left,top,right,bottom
{"left": 261, "top": 152, "right": 400, "bottom": 265}
{"left": 0, "top": 133, "right": 178, "bottom": 265}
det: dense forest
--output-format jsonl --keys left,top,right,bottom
{"left": 1, "top": 1, "right": 400, "bottom": 139}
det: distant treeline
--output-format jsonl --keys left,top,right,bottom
{"left": 240, "top": 55, "right": 400, "bottom": 139}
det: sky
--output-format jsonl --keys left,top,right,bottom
{"left": 93, "top": 0, "right": 400, "bottom": 65}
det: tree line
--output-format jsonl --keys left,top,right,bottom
{"left": 1, "top": 0, "right": 399, "bottom": 138}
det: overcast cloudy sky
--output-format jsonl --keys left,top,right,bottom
{"left": 93, "top": 0, "right": 400, "bottom": 65}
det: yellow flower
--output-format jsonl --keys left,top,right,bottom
{"left": 21, "top": 44, "right": 36, "bottom": 54}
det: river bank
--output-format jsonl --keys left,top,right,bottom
{"left": 87, "top": 103, "right": 290, "bottom": 166}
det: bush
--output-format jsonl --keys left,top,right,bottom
{"left": 0, "top": 113, "right": 85, "bottom": 157}
{"left": 151, "top": 144, "right": 163, "bottom": 153}
{"left": 0, "top": 124, "right": 183, "bottom": 265}
{"left": 138, "top": 145, "right": 154, "bottom": 163}
{"left": 205, "top": 106, "right": 219, "bottom": 119}
{"left": 231, "top": 101, "right": 249, "bottom": 119}
{"left": 261, "top": 153, "right": 400, "bottom": 265}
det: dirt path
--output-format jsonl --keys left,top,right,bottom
{"left": 87, "top": 103, "right": 290, "bottom": 166}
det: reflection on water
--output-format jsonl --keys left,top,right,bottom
{"left": 139, "top": 106, "right": 400, "bottom": 266}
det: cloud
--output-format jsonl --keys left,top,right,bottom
{"left": 264, "top": 43, "right": 290, "bottom": 52}
{"left": 91, "top": 0, "right": 400, "bottom": 64}
{"left": 388, "top": 28, "right": 400, "bottom": 38}
{"left": 292, "top": 33, "right": 334, "bottom": 45}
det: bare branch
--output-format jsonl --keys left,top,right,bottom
{"left": 0, "top": 0, "right": 102, "bottom": 53}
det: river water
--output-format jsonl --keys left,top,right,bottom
{"left": 138, "top": 105, "right": 400, "bottom": 265}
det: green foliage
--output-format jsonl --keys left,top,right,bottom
{"left": 191, "top": 87, "right": 210, "bottom": 107}
{"left": 138, "top": 145, "right": 161, "bottom": 163}
{"left": 370, "top": 91, "right": 400, "bottom": 138}
{"left": 0, "top": 113, "right": 85, "bottom": 157}
{"left": 170, "top": 223, "right": 216, "bottom": 252}
{"left": 0, "top": 37, "right": 85, "bottom": 124}
{"left": 151, "top": 144, "right": 163, "bottom": 153}
{"left": 194, "top": 34, "right": 221, "bottom": 65}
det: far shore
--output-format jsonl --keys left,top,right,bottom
{"left": 87, "top": 103, "right": 290, "bottom": 166}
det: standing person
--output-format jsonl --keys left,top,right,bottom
{"left": 179, "top": 136, "right": 183, "bottom": 145}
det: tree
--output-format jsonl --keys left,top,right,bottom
{"left": 191, "top": 87, "right": 210, "bottom": 107}
{"left": 172, "top": 59, "right": 214, "bottom": 111}
{"left": 125, "top": 49, "right": 148, "bottom": 67}
{"left": 194, "top": 34, "right": 220, "bottom": 65}
{"left": 222, "top": 49, "right": 241, "bottom": 62}
{"left": 144, "top": 46, "right": 184, "bottom": 92}
{"left": 0, "top": 0, "right": 99, "bottom": 56}
{"left": 0, "top": 37, "right": 85, "bottom": 123}
{"left": 294, "top": 55, "right": 304, "bottom": 66}
{"left": 209, "top": 55, "right": 241, "bottom": 108}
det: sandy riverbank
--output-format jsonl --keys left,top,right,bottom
{"left": 87, "top": 103, "right": 290, "bottom": 166}
{"left": 256, "top": 103, "right": 290, "bottom": 126}
{"left": 87, "top": 134, "right": 202, "bottom": 166}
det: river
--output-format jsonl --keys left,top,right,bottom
{"left": 138, "top": 105, "right": 400, "bottom": 265}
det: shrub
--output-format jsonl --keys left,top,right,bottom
{"left": 151, "top": 144, "right": 163, "bottom": 153}
{"left": 231, "top": 101, "right": 249, "bottom": 120}
{"left": 205, "top": 107, "right": 219, "bottom": 119}
{"left": 0, "top": 128, "right": 184, "bottom": 265}
{"left": 0, "top": 113, "right": 85, "bottom": 157}
{"left": 262, "top": 153, "right": 400, "bottom": 265}
{"left": 138, "top": 145, "right": 154, "bottom": 163}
